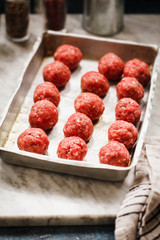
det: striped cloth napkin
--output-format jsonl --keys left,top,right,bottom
{"left": 115, "top": 137, "right": 160, "bottom": 240}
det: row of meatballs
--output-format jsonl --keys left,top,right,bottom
{"left": 17, "top": 43, "right": 151, "bottom": 167}
{"left": 97, "top": 51, "right": 150, "bottom": 167}
{"left": 17, "top": 44, "right": 84, "bottom": 158}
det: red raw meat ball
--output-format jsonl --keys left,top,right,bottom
{"left": 63, "top": 112, "right": 94, "bottom": 142}
{"left": 108, "top": 120, "right": 138, "bottom": 149}
{"left": 98, "top": 52, "right": 124, "bottom": 81}
{"left": 29, "top": 99, "right": 58, "bottom": 131}
{"left": 99, "top": 141, "right": 130, "bottom": 167}
{"left": 17, "top": 128, "right": 49, "bottom": 155}
{"left": 33, "top": 82, "right": 60, "bottom": 107}
{"left": 43, "top": 60, "right": 71, "bottom": 88}
{"left": 81, "top": 71, "right": 110, "bottom": 97}
{"left": 57, "top": 136, "right": 87, "bottom": 161}
{"left": 53, "top": 44, "right": 83, "bottom": 70}
{"left": 116, "top": 77, "right": 144, "bottom": 102}
{"left": 123, "top": 58, "right": 151, "bottom": 86}
{"left": 74, "top": 92, "right": 105, "bottom": 121}
{"left": 115, "top": 98, "right": 141, "bottom": 124}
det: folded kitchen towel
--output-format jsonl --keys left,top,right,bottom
{"left": 115, "top": 137, "right": 160, "bottom": 240}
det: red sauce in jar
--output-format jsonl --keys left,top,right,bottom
{"left": 44, "top": 0, "right": 66, "bottom": 31}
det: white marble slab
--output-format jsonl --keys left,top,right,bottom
{"left": 0, "top": 14, "right": 160, "bottom": 226}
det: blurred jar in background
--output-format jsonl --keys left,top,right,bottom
{"left": 44, "top": 0, "right": 66, "bottom": 31}
{"left": 83, "top": 0, "right": 124, "bottom": 36}
{"left": 5, "top": 0, "right": 30, "bottom": 42}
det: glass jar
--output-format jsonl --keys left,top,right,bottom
{"left": 5, "top": 0, "right": 30, "bottom": 42}
{"left": 44, "top": 0, "right": 66, "bottom": 31}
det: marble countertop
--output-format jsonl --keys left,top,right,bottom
{"left": 0, "top": 14, "right": 160, "bottom": 227}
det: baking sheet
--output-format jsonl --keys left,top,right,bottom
{"left": 0, "top": 31, "right": 159, "bottom": 181}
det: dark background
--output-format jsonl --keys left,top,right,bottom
{"left": 65, "top": 0, "right": 160, "bottom": 14}
{"left": 0, "top": 0, "right": 160, "bottom": 14}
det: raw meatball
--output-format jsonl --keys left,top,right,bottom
{"left": 63, "top": 112, "right": 94, "bottom": 142}
{"left": 43, "top": 60, "right": 71, "bottom": 88}
{"left": 123, "top": 58, "right": 151, "bottom": 86}
{"left": 99, "top": 141, "right": 130, "bottom": 167}
{"left": 53, "top": 44, "right": 83, "bottom": 70}
{"left": 116, "top": 77, "right": 144, "bottom": 102}
{"left": 29, "top": 99, "right": 58, "bottom": 131}
{"left": 108, "top": 120, "right": 138, "bottom": 149}
{"left": 81, "top": 71, "right": 110, "bottom": 97}
{"left": 98, "top": 52, "right": 124, "bottom": 81}
{"left": 17, "top": 128, "right": 49, "bottom": 155}
{"left": 57, "top": 136, "right": 87, "bottom": 161}
{"left": 115, "top": 98, "right": 141, "bottom": 124}
{"left": 74, "top": 92, "right": 105, "bottom": 121}
{"left": 33, "top": 82, "right": 60, "bottom": 107}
